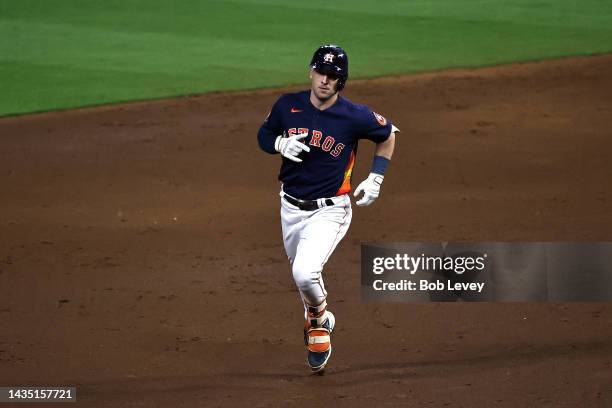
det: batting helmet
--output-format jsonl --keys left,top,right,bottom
{"left": 310, "top": 44, "right": 349, "bottom": 91}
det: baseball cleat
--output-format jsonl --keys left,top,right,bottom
{"left": 305, "top": 311, "right": 335, "bottom": 373}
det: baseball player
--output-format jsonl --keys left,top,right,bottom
{"left": 257, "top": 44, "right": 398, "bottom": 373}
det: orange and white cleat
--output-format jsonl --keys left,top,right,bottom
{"left": 304, "top": 301, "right": 335, "bottom": 373}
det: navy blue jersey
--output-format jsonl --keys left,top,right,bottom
{"left": 258, "top": 91, "right": 392, "bottom": 200}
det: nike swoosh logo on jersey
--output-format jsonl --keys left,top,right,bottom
{"left": 291, "top": 107, "right": 303, "bottom": 113}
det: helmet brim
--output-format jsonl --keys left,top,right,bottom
{"left": 312, "top": 63, "right": 342, "bottom": 76}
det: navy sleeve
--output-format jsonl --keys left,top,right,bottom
{"left": 257, "top": 96, "right": 285, "bottom": 154}
{"left": 356, "top": 105, "right": 393, "bottom": 143}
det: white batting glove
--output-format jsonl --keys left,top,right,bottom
{"left": 354, "top": 173, "right": 384, "bottom": 206}
{"left": 274, "top": 133, "right": 310, "bottom": 163}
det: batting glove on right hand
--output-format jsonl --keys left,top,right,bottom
{"left": 274, "top": 133, "right": 310, "bottom": 163}
{"left": 354, "top": 173, "right": 384, "bottom": 206}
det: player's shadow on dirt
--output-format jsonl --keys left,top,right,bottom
{"left": 327, "top": 340, "right": 609, "bottom": 380}
{"left": 230, "top": 340, "right": 611, "bottom": 384}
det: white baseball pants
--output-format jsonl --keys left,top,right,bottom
{"left": 280, "top": 190, "right": 352, "bottom": 308}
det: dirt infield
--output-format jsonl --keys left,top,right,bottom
{"left": 1, "top": 55, "right": 612, "bottom": 407}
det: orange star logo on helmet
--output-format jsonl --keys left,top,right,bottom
{"left": 373, "top": 112, "right": 387, "bottom": 126}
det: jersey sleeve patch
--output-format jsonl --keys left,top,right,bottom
{"left": 354, "top": 103, "right": 392, "bottom": 143}
{"left": 373, "top": 112, "right": 387, "bottom": 126}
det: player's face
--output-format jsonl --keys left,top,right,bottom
{"left": 310, "top": 68, "right": 340, "bottom": 101}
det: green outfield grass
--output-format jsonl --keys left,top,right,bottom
{"left": 1, "top": 0, "right": 611, "bottom": 116}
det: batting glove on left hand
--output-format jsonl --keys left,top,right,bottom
{"left": 354, "top": 173, "right": 384, "bottom": 206}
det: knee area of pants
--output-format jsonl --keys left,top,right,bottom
{"left": 292, "top": 265, "right": 321, "bottom": 288}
